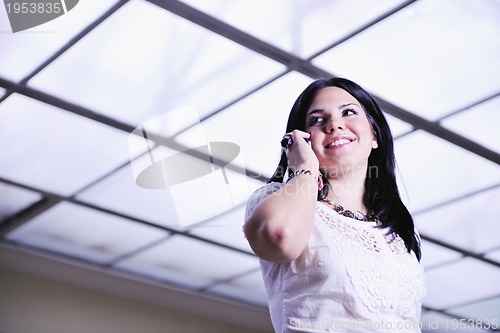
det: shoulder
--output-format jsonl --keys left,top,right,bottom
{"left": 244, "top": 182, "right": 285, "bottom": 219}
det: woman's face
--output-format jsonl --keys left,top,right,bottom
{"left": 304, "top": 86, "right": 378, "bottom": 178}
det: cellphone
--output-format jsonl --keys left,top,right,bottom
{"left": 281, "top": 136, "right": 311, "bottom": 148}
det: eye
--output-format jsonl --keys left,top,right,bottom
{"left": 342, "top": 109, "right": 358, "bottom": 117}
{"left": 308, "top": 115, "right": 325, "bottom": 127}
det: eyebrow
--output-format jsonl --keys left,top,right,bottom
{"left": 306, "top": 109, "right": 324, "bottom": 116}
{"left": 306, "top": 103, "right": 358, "bottom": 116}
{"left": 340, "top": 103, "right": 358, "bottom": 109}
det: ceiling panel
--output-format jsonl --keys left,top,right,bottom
{"left": 0, "top": 0, "right": 119, "bottom": 81}
{"left": 207, "top": 269, "right": 267, "bottom": 307}
{"left": 188, "top": 205, "right": 254, "bottom": 253}
{"left": 485, "top": 248, "right": 500, "bottom": 263}
{"left": 423, "top": 257, "right": 500, "bottom": 309}
{"left": 79, "top": 140, "right": 257, "bottom": 229}
{"left": 76, "top": 156, "right": 184, "bottom": 231}
{"left": 312, "top": 0, "right": 500, "bottom": 120}
{"left": 0, "top": 94, "right": 142, "bottom": 196}
{"left": 420, "top": 240, "right": 462, "bottom": 270}
{"left": 178, "top": 0, "right": 406, "bottom": 58}
{"left": 115, "top": 234, "right": 259, "bottom": 289}
{"left": 415, "top": 186, "right": 500, "bottom": 254}
{"left": 6, "top": 201, "right": 168, "bottom": 264}
{"left": 449, "top": 296, "right": 500, "bottom": 327}
{"left": 28, "top": 0, "right": 285, "bottom": 128}
{"left": 384, "top": 112, "right": 413, "bottom": 138}
{"left": 394, "top": 130, "right": 500, "bottom": 213}
{"left": 441, "top": 94, "right": 500, "bottom": 155}
{"left": 0, "top": 182, "right": 42, "bottom": 222}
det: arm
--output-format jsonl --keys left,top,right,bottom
{"left": 244, "top": 130, "right": 319, "bottom": 263}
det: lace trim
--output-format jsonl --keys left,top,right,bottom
{"left": 317, "top": 207, "right": 426, "bottom": 318}
{"left": 385, "top": 232, "right": 409, "bottom": 254}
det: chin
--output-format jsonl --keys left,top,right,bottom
{"left": 321, "top": 160, "right": 368, "bottom": 178}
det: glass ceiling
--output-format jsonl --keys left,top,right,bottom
{"left": 1, "top": 0, "right": 499, "bottom": 330}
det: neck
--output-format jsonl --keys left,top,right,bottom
{"left": 323, "top": 165, "right": 367, "bottom": 214}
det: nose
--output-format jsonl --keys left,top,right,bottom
{"left": 326, "top": 118, "right": 344, "bottom": 133}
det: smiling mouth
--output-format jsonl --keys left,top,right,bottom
{"left": 325, "top": 138, "right": 355, "bottom": 148}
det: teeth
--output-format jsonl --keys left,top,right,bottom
{"left": 328, "top": 139, "right": 351, "bottom": 147}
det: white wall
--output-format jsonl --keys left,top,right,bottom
{"left": 0, "top": 246, "right": 273, "bottom": 333}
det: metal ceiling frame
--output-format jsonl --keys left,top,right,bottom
{"left": 1, "top": 0, "right": 500, "bottom": 315}
{"left": 148, "top": 0, "right": 500, "bottom": 165}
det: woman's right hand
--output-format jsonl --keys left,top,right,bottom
{"left": 283, "top": 130, "right": 319, "bottom": 175}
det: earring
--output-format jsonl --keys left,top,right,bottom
{"left": 318, "top": 172, "right": 324, "bottom": 191}
{"left": 372, "top": 132, "right": 378, "bottom": 149}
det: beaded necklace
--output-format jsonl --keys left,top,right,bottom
{"left": 322, "top": 199, "right": 379, "bottom": 223}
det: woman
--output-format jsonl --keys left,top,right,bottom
{"left": 244, "top": 77, "right": 426, "bottom": 332}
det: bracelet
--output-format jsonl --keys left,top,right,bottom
{"left": 286, "top": 169, "right": 318, "bottom": 183}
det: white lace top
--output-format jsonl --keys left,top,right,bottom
{"left": 245, "top": 182, "right": 426, "bottom": 333}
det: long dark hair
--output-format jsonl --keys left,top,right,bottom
{"left": 269, "top": 77, "right": 421, "bottom": 260}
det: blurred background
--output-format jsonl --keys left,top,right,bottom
{"left": 1, "top": 1, "right": 499, "bottom": 332}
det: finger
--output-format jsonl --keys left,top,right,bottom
{"left": 281, "top": 130, "right": 310, "bottom": 148}
{"left": 290, "top": 131, "right": 311, "bottom": 148}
